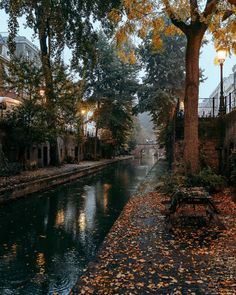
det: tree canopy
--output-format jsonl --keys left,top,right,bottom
{"left": 85, "top": 33, "right": 140, "bottom": 155}
{"left": 110, "top": 0, "right": 236, "bottom": 174}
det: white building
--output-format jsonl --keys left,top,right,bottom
{"left": 199, "top": 64, "right": 236, "bottom": 117}
{"left": 2, "top": 34, "right": 40, "bottom": 65}
{"left": 0, "top": 96, "right": 22, "bottom": 113}
{"left": 0, "top": 33, "right": 41, "bottom": 98}
{"left": 0, "top": 34, "right": 10, "bottom": 63}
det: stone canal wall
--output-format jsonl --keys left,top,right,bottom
{"left": 0, "top": 157, "right": 133, "bottom": 204}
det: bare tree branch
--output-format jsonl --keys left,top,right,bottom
{"left": 203, "top": 0, "right": 218, "bottom": 18}
{"left": 190, "top": 0, "right": 200, "bottom": 22}
{"left": 222, "top": 10, "right": 233, "bottom": 21}
{"left": 222, "top": 0, "right": 236, "bottom": 21}
{"left": 228, "top": 0, "right": 236, "bottom": 5}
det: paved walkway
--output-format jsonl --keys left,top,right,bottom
{"left": 72, "top": 183, "right": 236, "bottom": 294}
{"left": 0, "top": 157, "right": 131, "bottom": 189}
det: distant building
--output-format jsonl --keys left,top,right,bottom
{"left": 0, "top": 33, "right": 41, "bottom": 98}
{"left": 0, "top": 34, "right": 89, "bottom": 167}
{"left": 2, "top": 34, "right": 40, "bottom": 65}
{"left": 0, "top": 34, "right": 10, "bottom": 97}
{"left": 0, "top": 34, "right": 10, "bottom": 63}
{"left": 0, "top": 96, "right": 22, "bottom": 116}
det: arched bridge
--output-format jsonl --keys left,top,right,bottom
{"left": 132, "top": 143, "right": 159, "bottom": 158}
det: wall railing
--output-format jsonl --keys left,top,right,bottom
{"left": 198, "top": 88, "right": 236, "bottom": 118}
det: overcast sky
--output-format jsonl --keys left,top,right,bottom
{"left": 0, "top": 10, "right": 235, "bottom": 98}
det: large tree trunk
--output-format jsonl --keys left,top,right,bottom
{"left": 184, "top": 31, "right": 204, "bottom": 174}
{"left": 94, "top": 101, "right": 101, "bottom": 160}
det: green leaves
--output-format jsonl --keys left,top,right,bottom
{"left": 86, "top": 33, "right": 140, "bottom": 154}
{"left": 137, "top": 33, "right": 186, "bottom": 141}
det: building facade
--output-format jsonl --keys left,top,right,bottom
{"left": 199, "top": 65, "right": 236, "bottom": 117}
{"left": 2, "top": 34, "right": 41, "bottom": 65}
{"left": 0, "top": 34, "right": 98, "bottom": 169}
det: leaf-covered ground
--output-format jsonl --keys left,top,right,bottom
{"left": 72, "top": 189, "right": 236, "bottom": 294}
{"left": 0, "top": 158, "right": 130, "bottom": 190}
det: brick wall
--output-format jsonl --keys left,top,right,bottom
{"left": 173, "top": 139, "right": 219, "bottom": 174}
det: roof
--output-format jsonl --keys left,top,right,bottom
{"left": 0, "top": 34, "right": 6, "bottom": 45}
{"left": 0, "top": 97, "right": 22, "bottom": 105}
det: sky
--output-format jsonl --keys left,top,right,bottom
{"left": 0, "top": 10, "right": 235, "bottom": 98}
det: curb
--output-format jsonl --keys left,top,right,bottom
{"left": 0, "top": 157, "right": 133, "bottom": 204}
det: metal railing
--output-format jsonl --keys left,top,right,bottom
{"left": 198, "top": 88, "right": 236, "bottom": 118}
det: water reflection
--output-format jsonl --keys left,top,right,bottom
{"left": 102, "top": 183, "right": 111, "bottom": 212}
{"left": 55, "top": 209, "right": 65, "bottom": 228}
{"left": 36, "top": 253, "right": 46, "bottom": 275}
{"left": 0, "top": 157, "right": 156, "bottom": 294}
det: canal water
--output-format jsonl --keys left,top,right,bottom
{"left": 0, "top": 157, "right": 156, "bottom": 295}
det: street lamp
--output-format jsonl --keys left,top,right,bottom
{"left": 81, "top": 109, "right": 87, "bottom": 135}
{"left": 217, "top": 48, "right": 227, "bottom": 116}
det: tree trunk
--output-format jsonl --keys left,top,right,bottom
{"left": 94, "top": 125, "right": 98, "bottom": 160}
{"left": 94, "top": 101, "right": 101, "bottom": 160}
{"left": 184, "top": 32, "right": 204, "bottom": 174}
{"left": 35, "top": 5, "right": 60, "bottom": 166}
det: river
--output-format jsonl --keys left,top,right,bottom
{"left": 0, "top": 156, "right": 156, "bottom": 294}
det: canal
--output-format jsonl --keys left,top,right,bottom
{"left": 0, "top": 156, "right": 156, "bottom": 294}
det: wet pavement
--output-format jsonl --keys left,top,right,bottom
{"left": 72, "top": 165, "right": 236, "bottom": 294}
{"left": 0, "top": 157, "right": 131, "bottom": 190}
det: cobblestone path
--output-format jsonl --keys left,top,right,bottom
{"left": 72, "top": 189, "right": 236, "bottom": 294}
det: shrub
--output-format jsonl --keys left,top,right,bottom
{"left": 186, "top": 168, "right": 227, "bottom": 193}
{"left": 0, "top": 162, "right": 23, "bottom": 176}
{"left": 159, "top": 168, "right": 227, "bottom": 194}
{"left": 0, "top": 148, "right": 9, "bottom": 176}
{"left": 229, "top": 151, "right": 236, "bottom": 187}
{"left": 8, "top": 162, "right": 23, "bottom": 175}
{"left": 158, "top": 174, "right": 186, "bottom": 194}
{"left": 65, "top": 155, "right": 75, "bottom": 164}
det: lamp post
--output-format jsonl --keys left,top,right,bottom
{"left": 217, "top": 48, "right": 227, "bottom": 116}
{"left": 81, "top": 109, "right": 86, "bottom": 136}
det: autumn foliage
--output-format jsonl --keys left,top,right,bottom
{"left": 111, "top": 0, "right": 236, "bottom": 174}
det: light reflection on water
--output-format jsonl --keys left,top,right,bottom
{"left": 0, "top": 157, "right": 156, "bottom": 294}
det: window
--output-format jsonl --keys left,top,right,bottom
{"left": 26, "top": 149, "right": 30, "bottom": 160}
{"left": 38, "top": 148, "right": 42, "bottom": 159}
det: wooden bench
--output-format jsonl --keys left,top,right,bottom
{"left": 166, "top": 187, "right": 219, "bottom": 222}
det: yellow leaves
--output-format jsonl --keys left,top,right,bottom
{"left": 213, "top": 28, "right": 228, "bottom": 42}
{"left": 115, "top": 22, "right": 135, "bottom": 51}
{"left": 156, "top": 281, "right": 169, "bottom": 288}
{"left": 136, "top": 282, "right": 145, "bottom": 288}
{"left": 152, "top": 34, "right": 163, "bottom": 51}
{"left": 164, "top": 24, "right": 182, "bottom": 36}
{"left": 124, "top": 0, "right": 153, "bottom": 20}
{"left": 164, "top": 0, "right": 190, "bottom": 21}
{"left": 117, "top": 49, "right": 136, "bottom": 64}
{"left": 138, "top": 26, "right": 148, "bottom": 39}
{"left": 209, "top": 3, "right": 236, "bottom": 53}
{"left": 116, "top": 272, "right": 124, "bottom": 279}
{"left": 108, "top": 9, "right": 122, "bottom": 24}
{"left": 115, "top": 28, "right": 128, "bottom": 48}
{"left": 164, "top": 25, "right": 176, "bottom": 36}
{"left": 80, "top": 286, "right": 94, "bottom": 294}
{"left": 148, "top": 282, "right": 157, "bottom": 289}
{"left": 152, "top": 17, "right": 165, "bottom": 31}
{"left": 124, "top": 22, "right": 136, "bottom": 35}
